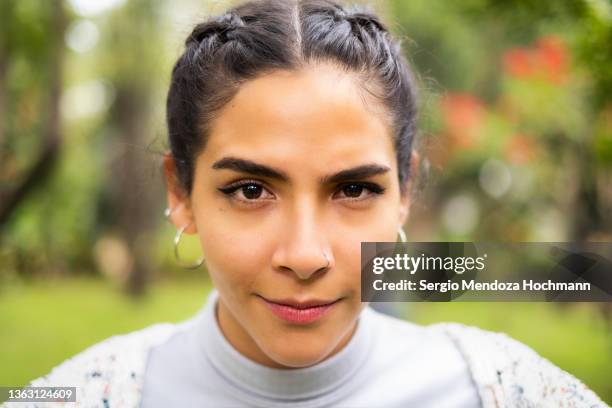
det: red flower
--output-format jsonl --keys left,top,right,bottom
{"left": 534, "top": 35, "right": 568, "bottom": 83}
{"left": 505, "top": 133, "right": 537, "bottom": 165}
{"left": 502, "top": 35, "right": 569, "bottom": 83}
{"left": 441, "top": 93, "right": 485, "bottom": 149}
{"left": 503, "top": 48, "right": 535, "bottom": 78}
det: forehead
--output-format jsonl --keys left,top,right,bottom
{"left": 202, "top": 63, "right": 395, "bottom": 171}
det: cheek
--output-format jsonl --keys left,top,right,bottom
{"left": 331, "top": 201, "right": 402, "bottom": 288}
{"left": 339, "top": 223, "right": 398, "bottom": 271}
{"left": 333, "top": 197, "right": 401, "bottom": 242}
{"left": 193, "top": 202, "right": 276, "bottom": 300}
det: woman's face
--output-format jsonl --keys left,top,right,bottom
{"left": 166, "top": 62, "right": 411, "bottom": 368}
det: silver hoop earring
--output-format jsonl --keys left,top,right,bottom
{"left": 173, "top": 223, "right": 204, "bottom": 269}
{"left": 398, "top": 227, "right": 407, "bottom": 243}
{"left": 164, "top": 207, "right": 174, "bottom": 223}
{"left": 165, "top": 204, "right": 184, "bottom": 221}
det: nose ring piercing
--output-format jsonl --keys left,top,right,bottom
{"left": 323, "top": 252, "right": 331, "bottom": 269}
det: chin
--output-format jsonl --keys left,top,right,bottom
{"left": 265, "top": 347, "right": 330, "bottom": 368}
{"left": 260, "top": 331, "right": 338, "bottom": 368}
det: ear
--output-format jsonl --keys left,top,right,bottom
{"left": 398, "top": 150, "right": 419, "bottom": 227}
{"left": 163, "top": 152, "right": 197, "bottom": 234}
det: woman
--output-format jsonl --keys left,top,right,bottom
{"left": 22, "top": 0, "right": 607, "bottom": 407}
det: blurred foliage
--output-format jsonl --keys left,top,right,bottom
{"left": 388, "top": 0, "right": 611, "bottom": 241}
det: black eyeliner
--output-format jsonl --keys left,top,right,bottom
{"left": 217, "top": 180, "right": 264, "bottom": 195}
{"left": 338, "top": 182, "right": 386, "bottom": 194}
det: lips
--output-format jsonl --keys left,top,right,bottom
{"left": 257, "top": 295, "right": 340, "bottom": 324}
{"left": 263, "top": 297, "right": 339, "bottom": 309}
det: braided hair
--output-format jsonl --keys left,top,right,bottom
{"left": 167, "top": 0, "right": 417, "bottom": 196}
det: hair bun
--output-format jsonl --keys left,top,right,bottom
{"left": 327, "top": 3, "right": 387, "bottom": 34}
{"left": 187, "top": 12, "right": 245, "bottom": 45}
{"left": 346, "top": 12, "right": 387, "bottom": 33}
{"left": 219, "top": 12, "right": 246, "bottom": 29}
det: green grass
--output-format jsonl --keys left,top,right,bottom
{"left": 0, "top": 279, "right": 610, "bottom": 404}
{"left": 0, "top": 277, "right": 212, "bottom": 387}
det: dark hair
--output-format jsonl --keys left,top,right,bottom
{"left": 167, "top": 0, "right": 417, "bottom": 196}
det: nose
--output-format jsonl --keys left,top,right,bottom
{"left": 271, "top": 200, "right": 333, "bottom": 280}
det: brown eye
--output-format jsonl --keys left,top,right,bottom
{"left": 333, "top": 182, "right": 386, "bottom": 201}
{"left": 342, "top": 184, "right": 364, "bottom": 198}
{"left": 242, "top": 184, "right": 263, "bottom": 199}
{"left": 217, "top": 180, "right": 275, "bottom": 205}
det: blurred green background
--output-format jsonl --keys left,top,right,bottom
{"left": 0, "top": 0, "right": 610, "bottom": 403}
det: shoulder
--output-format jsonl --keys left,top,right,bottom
{"left": 15, "top": 322, "right": 181, "bottom": 408}
{"left": 363, "top": 309, "right": 476, "bottom": 379}
{"left": 364, "top": 308, "right": 473, "bottom": 374}
{"left": 362, "top": 308, "right": 483, "bottom": 406}
{"left": 364, "top": 308, "right": 461, "bottom": 357}
{"left": 429, "top": 322, "right": 608, "bottom": 408}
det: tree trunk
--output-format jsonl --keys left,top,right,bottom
{"left": 110, "top": 86, "right": 157, "bottom": 298}
{"left": 0, "top": 0, "right": 64, "bottom": 230}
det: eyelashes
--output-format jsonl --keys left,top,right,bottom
{"left": 337, "top": 182, "right": 386, "bottom": 197}
{"left": 217, "top": 179, "right": 386, "bottom": 205}
{"left": 217, "top": 180, "right": 274, "bottom": 201}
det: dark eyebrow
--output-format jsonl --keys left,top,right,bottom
{"left": 212, "top": 157, "right": 289, "bottom": 181}
{"left": 212, "top": 156, "right": 390, "bottom": 184}
{"left": 319, "top": 164, "right": 391, "bottom": 184}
